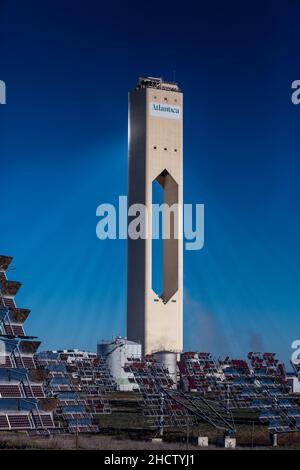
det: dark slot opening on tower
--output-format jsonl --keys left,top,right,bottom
{"left": 152, "top": 169, "right": 179, "bottom": 303}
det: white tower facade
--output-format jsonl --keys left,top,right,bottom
{"left": 127, "top": 77, "right": 183, "bottom": 355}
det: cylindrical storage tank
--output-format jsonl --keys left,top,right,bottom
{"left": 153, "top": 351, "right": 178, "bottom": 389}
{"left": 97, "top": 340, "right": 121, "bottom": 384}
{"left": 97, "top": 337, "right": 141, "bottom": 391}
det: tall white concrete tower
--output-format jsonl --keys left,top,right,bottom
{"left": 127, "top": 77, "right": 183, "bottom": 355}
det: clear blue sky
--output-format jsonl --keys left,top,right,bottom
{"left": 1, "top": 0, "right": 300, "bottom": 365}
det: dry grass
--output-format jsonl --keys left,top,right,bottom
{"left": 1, "top": 431, "right": 300, "bottom": 450}
{"left": 0, "top": 433, "right": 198, "bottom": 450}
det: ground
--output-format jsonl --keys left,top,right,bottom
{"left": 1, "top": 392, "right": 300, "bottom": 449}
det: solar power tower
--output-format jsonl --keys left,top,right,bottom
{"left": 127, "top": 77, "right": 183, "bottom": 355}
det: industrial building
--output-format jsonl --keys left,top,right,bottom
{"left": 127, "top": 76, "right": 183, "bottom": 355}
{"left": 97, "top": 337, "right": 141, "bottom": 391}
{"left": 49, "top": 349, "right": 97, "bottom": 362}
